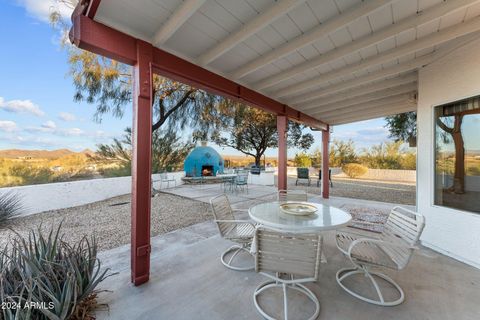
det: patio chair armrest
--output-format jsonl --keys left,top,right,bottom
{"left": 347, "top": 238, "right": 417, "bottom": 258}
{"left": 214, "top": 219, "right": 256, "bottom": 227}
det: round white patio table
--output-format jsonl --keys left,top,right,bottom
{"left": 248, "top": 201, "right": 352, "bottom": 233}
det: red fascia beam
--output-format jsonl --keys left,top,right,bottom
{"left": 70, "top": 15, "right": 137, "bottom": 65}
{"left": 70, "top": 14, "right": 327, "bottom": 129}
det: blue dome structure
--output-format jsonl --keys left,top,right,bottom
{"left": 184, "top": 142, "right": 224, "bottom": 177}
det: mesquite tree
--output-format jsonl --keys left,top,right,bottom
{"left": 436, "top": 114, "right": 466, "bottom": 194}
{"left": 209, "top": 102, "right": 314, "bottom": 166}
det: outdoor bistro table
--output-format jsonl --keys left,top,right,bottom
{"left": 249, "top": 201, "right": 352, "bottom": 263}
{"left": 248, "top": 201, "right": 352, "bottom": 233}
{"left": 217, "top": 173, "right": 237, "bottom": 191}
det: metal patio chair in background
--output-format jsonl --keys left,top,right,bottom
{"left": 296, "top": 167, "right": 311, "bottom": 186}
{"left": 317, "top": 169, "right": 333, "bottom": 188}
{"left": 159, "top": 172, "right": 176, "bottom": 189}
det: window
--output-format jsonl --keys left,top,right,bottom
{"left": 434, "top": 96, "right": 480, "bottom": 213}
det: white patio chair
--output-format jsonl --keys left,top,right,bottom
{"left": 277, "top": 189, "right": 308, "bottom": 202}
{"left": 335, "top": 206, "right": 425, "bottom": 306}
{"left": 253, "top": 227, "right": 322, "bottom": 320}
{"left": 159, "top": 172, "right": 176, "bottom": 189}
{"left": 209, "top": 194, "right": 255, "bottom": 271}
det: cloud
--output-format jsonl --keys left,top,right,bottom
{"left": 332, "top": 126, "right": 391, "bottom": 146}
{"left": 356, "top": 127, "right": 389, "bottom": 136}
{"left": 58, "top": 112, "right": 76, "bottom": 122}
{"left": 42, "top": 120, "right": 57, "bottom": 129}
{"left": 25, "top": 124, "right": 83, "bottom": 136}
{"left": 15, "top": 0, "right": 74, "bottom": 23}
{"left": 0, "top": 121, "right": 18, "bottom": 132}
{"left": 0, "top": 97, "right": 45, "bottom": 117}
{"left": 61, "top": 128, "right": 84, "bottom": 136}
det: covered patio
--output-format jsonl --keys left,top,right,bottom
{"left": 69, "top": 0, "right": 480, "bottom": 318}
{"left": 94, "top": 184, "right": 479, "bottom": 319}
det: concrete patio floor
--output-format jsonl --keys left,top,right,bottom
{"left": 95, "top": 184, "right": 479, "bottom": 319}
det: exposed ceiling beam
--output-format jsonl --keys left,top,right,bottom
{"left": 297, "top": 73, "right": 417, "bottom": 110}
{"left": 325, "top": 103, "right": 416, "bottom": 125}
{"left": 230, "top": 0, "right": 393, "bottom": 80}
{"left": 152, "top": 0, "right": 207, "bottom": 46}
{"left": 329, "top": 104, "right": 417, "bottom": 125}
{"left": 71, "top": 15, "right": 326, "bottom": 129}
{"left": 312, "top": 93, "right": 416, "bottom": 118}
{"left": 276, "top": 16, "right": 480, "bottom": 98}
{"left": 303, "top": 83, "right": 417, "bottom": 113}
{"left": 197, "top": 0, "right": 307, "bottom": 66}
{"left": 255, "top": 0, "right": 480, "bottom": 90}
{"left": 287, "top": 53, "right": 433, "bottom": 105}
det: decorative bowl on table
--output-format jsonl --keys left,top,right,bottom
{"left": 280, "top": 202, "right": 317, "bottom": 216}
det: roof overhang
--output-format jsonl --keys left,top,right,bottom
{"left": 71, "top": 0, "right": 480, "bottom": 127}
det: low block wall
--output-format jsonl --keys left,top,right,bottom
{"left": 0, "top": 172, "right": 185, "bottom": 217}
{"left": 249, "top": 170, "right": 275, "bottom": 186}
{"left": 337, "top": 168, "right": 417, "bottom": 182}
{"left": 285, "top": 166, "right": 416, "bottom": 182}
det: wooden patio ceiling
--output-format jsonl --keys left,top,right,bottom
{"left": 78, "top": 0, "right": 480, "bottom": 125}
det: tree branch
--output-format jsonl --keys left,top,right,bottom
{"left": 436, "top": 118, "right": 453, "bottom": 134}
{"left": 152, "top": 90, "right": 193, "bottom": 132}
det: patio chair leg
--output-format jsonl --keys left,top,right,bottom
{"left": 220, "top": 244, "right": 254, "bottom": 271}
{"left": 253, "top": 280, "right": 320, "bottom": 320}
{"left": 336, "top": 267, "right": 405, "bottom": 306}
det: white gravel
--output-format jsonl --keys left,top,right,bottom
{"left": 0, "top": 192, "right": 211, "bottom": 251}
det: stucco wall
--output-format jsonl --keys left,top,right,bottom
{"left": 286, "top": 167, "right": 416, "bottom": 182}
{"left": 0, "top": 172, "right": 185, "bottom": 217}
{"left": 417, "top": 38, "right": 480, "bottom": 268}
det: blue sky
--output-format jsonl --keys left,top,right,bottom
{"left": 0, "top": 0, "right": 392, "bottom": 157}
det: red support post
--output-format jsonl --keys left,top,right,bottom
{"left": 322, "top": 128, "right": 330, "bottom": 199}
{"left": 277, "top": 115, "right": 288, "bottom": 191}
{"left": 131, "top": 40, "right": 153, "bottom": 286}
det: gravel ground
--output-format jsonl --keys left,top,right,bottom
{"left": 279, "top": 176, "right": 416, "bottom": 205}
{"left": 0, "top": 192, "right": 211, "bottom": 251}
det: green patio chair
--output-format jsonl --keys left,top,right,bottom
{"left": 295, "top": 167, "right": 311, "bottom": 186}
{"left": 317, "top": 169, "right": 333, "bottom": 187}
{"left": 235, "top": 171, "right": 249, "bottom": 193}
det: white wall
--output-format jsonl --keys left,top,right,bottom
{"left": 0, "top": 172, "right": 185, "bottom": 217}
{"left": 417, "top": 38, "right": 480, "bottom": 268}
{"left": 248, "top": 170, "right": 275, "bottom": 186}
{"left": 335, "top": 169, "right": 416, "bottom": 182}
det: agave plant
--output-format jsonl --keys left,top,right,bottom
{"left": 0, "top": 224, "right": 114, "bottom": 320}
{"left": 0, "top": 191, "right": 23, "bottom": 228}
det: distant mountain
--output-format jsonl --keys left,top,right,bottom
{"left": 0, "top": 149, "right": 93, "bottom": 159}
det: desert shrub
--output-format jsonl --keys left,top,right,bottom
{"left": 329, "top": 139, "right": 357, "bottom": 167}
{"left": 0, "top": 191, "right": 23, "bottom": 228}
{"left": 0, "top": 224, "right": 113, "bottom": 320}
{"left": 8, "top": 165, "right": 54, "bottom": 185}
{"left": 342, "top": 163, "right": 368, "bottom": 178}
{"left": 294, "top": 152, "right": 312, "bottom": 168}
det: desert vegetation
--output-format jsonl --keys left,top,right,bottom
{"left": 0, "top": 224, "right": 113, "bottom": 319}
{"left": 0, "top": 152, "right": 99, "bottom": 187}
{"left": 0, "top": 191, "right": 22, "bottom": 228}
{"left": 294, "top": 140, "right": 417, "bottom": 172}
